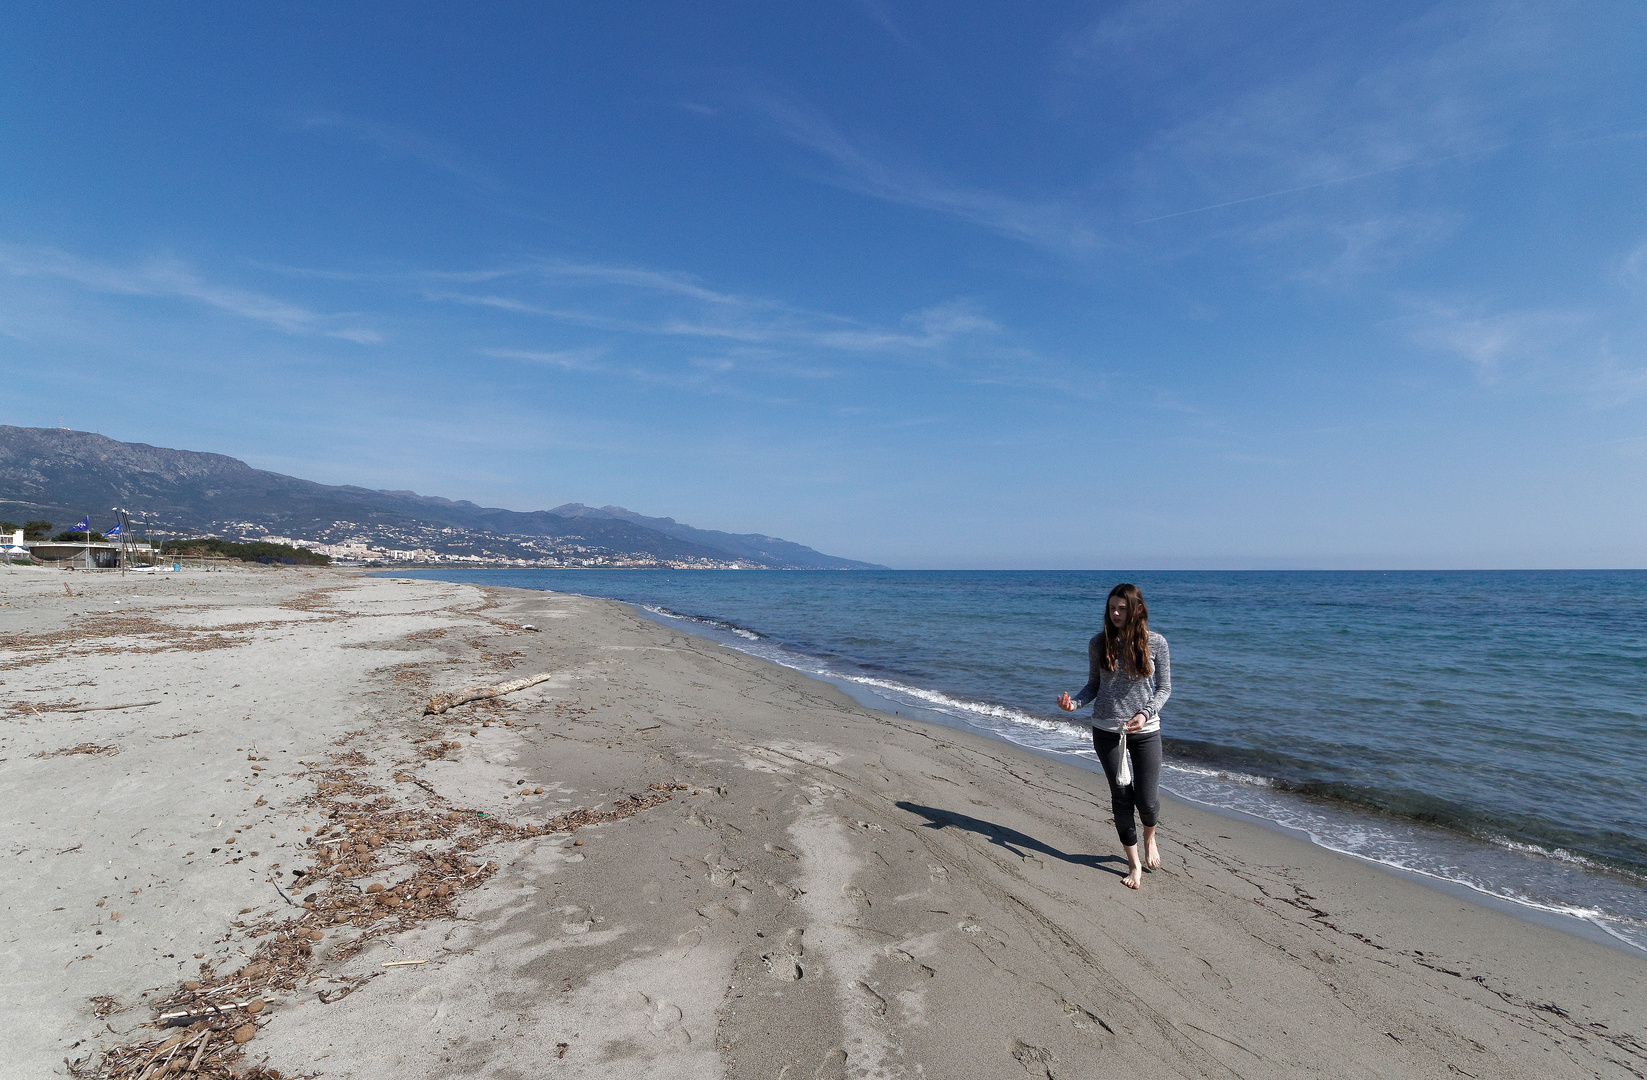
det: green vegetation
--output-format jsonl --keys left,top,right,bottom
{"left": 24, "top": 520, "right": 54, "bottom": 539}
{"left": 160, "top": 537, "right": 331, "bottom": 566}
{"left": 53, "top": 530, "right": 108, "bottom": 543}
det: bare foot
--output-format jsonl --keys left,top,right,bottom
{"left": 1144, "top": 837, "right": 1161, "bottom": 870}
{"left": 1121, "top": 845, "right": 1144, "bottom": 888}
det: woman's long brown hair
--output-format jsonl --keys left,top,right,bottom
{"left": 1098, "top": 583, "right": 1152, "bottom": 678}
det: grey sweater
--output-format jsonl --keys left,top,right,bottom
{"left": 1072, "top": 630, "right": 1170, "bottom": 734}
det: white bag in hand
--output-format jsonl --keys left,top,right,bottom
{"left": 1115, "top": 726, "right": 1133, "bottom": 787}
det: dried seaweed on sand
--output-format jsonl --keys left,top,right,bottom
{"left": 69, "top": 732, "right": 685, "bottom": 1079}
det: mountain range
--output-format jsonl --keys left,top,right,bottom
{"left": 0, "top": 426, "right": 883, "bottom": 569}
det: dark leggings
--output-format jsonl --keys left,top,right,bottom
{"left": 1092, "top": 729, "right": 1161, "bottom": 847}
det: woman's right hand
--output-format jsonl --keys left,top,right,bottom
{"left": 1056, "top": 692, "right": 1077, "bottom": 712}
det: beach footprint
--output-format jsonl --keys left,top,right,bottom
{"left": 812, "top": 1048, "right": 849, "bottom": 1080}
{"left": 886, "top": 947, "right": 935, "bottom": 983}
{"left": 704, "top": 849, "right": 741, "bottom": 886}
{"left": 668, "top": 928, "right": 702, "bottom": 960}
{"left": 1059, "top": 998, "right": 1113, "bottom": 1036}
{"left": 1196, "top": 956, "right": 1233, "bottom": 991}
{"left": 408, "top": 983, "right": 445, "bottom": 1021}
{"left": 760, "top": 928, "right": 805, "bottom": 980}
{"left": 1009, "top": 1038, "right": 1056, "bottom": 1079}
{"left": 635, "top": 992, "right": 691, "bottom": 1047}
{"left": 851, "top": 980, "right": 887, "bottom": 1017}
{"left": 559, "top": 903, "right": 594, "bottom": 935}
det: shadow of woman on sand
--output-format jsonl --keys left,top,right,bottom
{"left": 895, "top": 801, "right": 1126, "bottom": 876}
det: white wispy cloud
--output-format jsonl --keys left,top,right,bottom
{"left": 255, "top": 255, "right": 1008, "bottom": 359}
{"left": 1241, "top": 208, "right": 1462, "bottom": 285}
{"left": 1619, "top": 236, "right": 1647, "bottom": 284}
{"left": 18, "top": 238, "right": 1056, "bottom": 398}
{"left": 1609, "top": 433, "right": 1647, "bottom": 459}
{"left": 1410, "top": 302, "right": 1588, "bottom": 383}
{"left": 480, "top": 347, "right": 605, "bottom": 372}
{"left": 296, "top": 114, "right": 504, "bottom": 192}
{"left": 1590, "top": 346, "right": 1647, "bottom": 407}
{"left": 422, "top": 290, "right": 644, "bottom": 334}
{"left": 429, "top": 259, "right": 1003, "bottom": 358}
{"left": 0, "top": 244, "right": 378, "bottom": 342}
{"left": 1065, "top": 0, "right": 1580, "bottom": 275}
{"left": 750, "top": 2, "right": 1567, "bottom": 272}
{"left": 431, "top": 253, "right": 1094, "bottom": 400}
{"left": 1079, "top": 0, "right": 1207, "bottom": 50}
{"left": 1407, "top": 298, "right": 1647, "bottom": 413}
{"left": 855, "top": 0, "right": 912, "bottom": 46}
{"left": 534, "top": 261, "right": 747, "bottom": 306}
{"left": 761, "top": 101, "right": 1100, "bottom": 254}
{"left": 329, "top": 327, "right": 384, "bottom": 344}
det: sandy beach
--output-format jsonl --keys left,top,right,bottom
{"left": 2, "top": 566, "right": 1641, "bottom": 1080}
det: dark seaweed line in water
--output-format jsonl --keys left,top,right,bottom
{"left": 1160, "top": 737, "right": 1647, "bottom": 880}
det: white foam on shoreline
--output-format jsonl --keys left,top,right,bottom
{"left": 1160, "top": 766, "right": 1647, "bottom": 954}
{"left": 837, "top": 674, "right": 1080, "bottom": 733}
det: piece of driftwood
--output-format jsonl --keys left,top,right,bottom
{"left": 382, "top": 959, "right": 428, "bottom": 967}
{"left": 424, "top": 672, "right": 556, "bottom": 715}
{"left": 186, "top": 1032, "right": 212, "bottom": 1072}
{"left": 64, "top": 701, "right": 161, "bottom": 713}
{"left": 154, "top": 999, "right": 257, "bottom": 1026}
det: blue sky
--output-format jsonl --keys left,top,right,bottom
{"left": 3, "top": 1, "right": 1645, "bottom": 568}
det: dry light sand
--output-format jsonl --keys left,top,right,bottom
{"left": 1, "top": 566, "right": 1642, "bottom": 1080}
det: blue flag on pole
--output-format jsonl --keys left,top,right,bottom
{"left": 105, "top": 524, "right": 120, "bottom": 538}
{"left": 73, "top": 517, "right": 89, "bottom": 531}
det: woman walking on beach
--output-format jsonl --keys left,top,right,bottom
{"left": 1058, "top": 583, "right": 1171, "bottom": 889}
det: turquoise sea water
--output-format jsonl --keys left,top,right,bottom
{"left": 394, "top": 568, "right": 1647, "bottom": 951}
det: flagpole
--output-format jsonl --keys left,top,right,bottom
{"left": 110, "top": 507, "right": 128, "bottom": 576}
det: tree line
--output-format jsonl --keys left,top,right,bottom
{"left": 1, "top": 521, "right": 331, "bottom": 565}
{"left": 159, "top": 537, "right": 332, "bottom": 566}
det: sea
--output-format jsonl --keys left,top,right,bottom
{"left": 390, "top": 568, "right": 1647, "bottom": 953}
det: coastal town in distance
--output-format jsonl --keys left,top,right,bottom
{"left": 236, "top": 522, "right": 765, "bottom": 569}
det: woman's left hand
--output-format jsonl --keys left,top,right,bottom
{"left": 1125, "top": 712, "right": 1147, "bottom": 733}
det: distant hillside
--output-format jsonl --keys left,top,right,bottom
{"left": 0, "top": 426, "right": 885, "bottom": 569}
{"left": 546, "top": 503, "right": 882, "bottom": 570}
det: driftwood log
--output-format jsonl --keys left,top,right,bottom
{"left": 64, "top": 701, "right": 161, "bottom": 713}
{"left": 154, "top": 999, "right": 261, "bottom": 1027}
{"left": 424, "top": 671, "right": 557, "bottom": 715}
